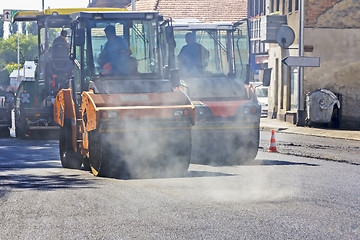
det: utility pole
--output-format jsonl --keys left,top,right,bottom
{"left": 17, "top": 28, "right": 20, "bottom": 81}
{"left": 297, "top": 0, "right": 305, "bottom": 126}
{"left": 42, "top": 0, "right": 45, "bottom": 11}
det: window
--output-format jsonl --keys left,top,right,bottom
{"left": 282, "top": 0, "right": 286, "bottom": 14}
{"left": 276, "top": 0, "right": 280, "bottom": 11}
{"left": 295, "top": 0, "right": 299, "bottom": 11}
{"left": 90, "top": 20, "right": 159, "bottom": 76}
{"left": 289, "top": 0, "right": 293, "bottom": 14}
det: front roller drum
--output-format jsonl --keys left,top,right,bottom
{"left": 115, "top": 129, "right": 192, "bottom": 179}
{"left": 88, "top": 128, "right": 191, "bottom": 179}
{"left": 88, "top": 130, "right": 130, "bottom": 179}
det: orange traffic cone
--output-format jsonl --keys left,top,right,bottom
{"left": 268, "top": 129, "right": 278, "bottom": 152}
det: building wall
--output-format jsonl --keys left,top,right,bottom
{"left": 304, "top": 0, "right": 360, "bottom": 128}
{"left": 304, "top": 28, "right": 360, "bottom": 128}
{"left": 265, "top": 0, "right": 360, "bottom": 128}
{"left": 266, "top": 0, "right": 300, "bottom": 121}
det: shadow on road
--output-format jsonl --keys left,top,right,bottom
{"left": 186, "top": 171, "right": 234, "bottom": 178}
{"left": 253, "top": 159, "right": 319, "bottom": 166}
{"left": 0, "top": 139, "right": 60, "bottom": 171}
{"left": 0, "top": 173, "right": 95, "bottom": 199}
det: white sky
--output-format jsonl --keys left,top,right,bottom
{"left": 1, "top": 0, "right": 90, "bottom": 13}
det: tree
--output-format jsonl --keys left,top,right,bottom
{"left": 0, "top": 34, "right": 37, "bottom": 68}
{"left": 0, "top": 34, "right": 37, "bottom": 88}
{"left": 21, "top": 22, "right": 27, "bottom": 35}
{"left": 9, "top": 22, "right": 18, "bottom": 35}
{"left": 27, "top": 22, "right": 38, "bottom": 35}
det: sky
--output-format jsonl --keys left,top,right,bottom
{"left": 1, "top": 0, "right": 90, "bottom": 13}
{"left": 1, "top": 0, "right": 91, "bottom": 37}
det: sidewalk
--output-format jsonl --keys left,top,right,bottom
{"left": 260, "top": 118, "right": 360, "bottom": 141}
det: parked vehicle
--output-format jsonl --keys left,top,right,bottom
{"left": 255, "top": 86, "right": 269, "bottom": 117}
{"left": 172, "top": 19, "right": 261, "bottom": 165}
{"left": 0, "top": 92, "right": 15, "bottom": 136}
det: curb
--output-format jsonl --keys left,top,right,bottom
{"left": 260, "top": 119, "right": 360, "bottom": 141}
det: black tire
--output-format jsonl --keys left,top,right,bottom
{"left": 15, "top": 109, "right": 29, "bottom": 138}
{"left": 59, "top": 121, "right": 82, "bottom": 169}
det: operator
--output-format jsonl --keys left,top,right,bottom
{"left": 51, "top": 29, "right": 72, "bottom": 83}
{"left": 177, "top": 32, "right": 209, "bottom": 75}
{"left": 52, "top": 30, "right": 70, "bottom": 49}
{"left": 98, "top": 25, "right": 131, "bottom": 75}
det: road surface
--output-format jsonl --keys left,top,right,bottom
{"left": 0, "top": 133, "right": 359, "bottom": 239}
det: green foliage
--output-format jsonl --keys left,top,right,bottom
{"left": 4, "top": 62, "right": 20, "bottom": 74}
{"left": 21, "top": 23, "right": 26, "bottom": 34}
{"left": 27, "top": 22, "right": 38, "bottom": 35}
{"left": 9, "top": 22, "right": 18, "bottom": 35}
{"left": 0, "top": 33, "right": 38, "bottom": 88}
{"left": 0, "top": 34, "right": 37, "bottom": 67}
{"left": 49, "top": 28, "right": 60, "bottom": 43}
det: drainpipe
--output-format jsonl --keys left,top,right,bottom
{"left": 297, "top": 0, "right": 305, "bottom": 126}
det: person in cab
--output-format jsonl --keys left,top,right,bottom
{"left": 98, "top": 25, "right": 131, "bottom": 75}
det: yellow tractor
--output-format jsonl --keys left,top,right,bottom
{"left": 173, "top": 19, "right": 261, "bottom": 165}
{"left": 12, "top": 8, "right": 126, "bottom": 137}
{"left": 54, "top": 11, "right": 195, "bottom": 179}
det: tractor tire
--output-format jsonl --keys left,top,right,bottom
{"left": 59, "top": 121, "right": 82, "bottom": 169}
{"left": 15, "top": 109, "right": 29, "bottom": 138}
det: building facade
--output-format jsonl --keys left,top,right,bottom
{"left": 248, "top": 0, "right": 360, "bottom": 129}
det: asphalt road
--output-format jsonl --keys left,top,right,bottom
{"left": 0, "top": 134, "right": 359, "bottom": 239}
{"left": 259, "top": 130, "right": 360, "bottom": 165}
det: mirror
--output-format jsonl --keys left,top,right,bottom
{"left": 263, "top": 68, "right": 272, "bottom": 87}
{"left": 75, "top": 28, "right": 85, "bottom": 46}
{"left": 170, "top": 68, "right": 180, "bottom": 88}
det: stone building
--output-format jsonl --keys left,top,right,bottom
{"left": 248, "top": 0, "right": 360, "bottom": 129}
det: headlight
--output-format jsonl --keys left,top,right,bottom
{"left": 195, "top": 106, "right": 212, "bottom": 122}
{"left": 242, "top": 106, "right": 258, "bottom": 115}
{"left": 173, "top": 109, "right": 191, "bottom": 117}
{"left": 173, "top": 109, "right": 184, "bottom": 117}
{"left": 101, "top": 111, "right": 118, "bottom": 119}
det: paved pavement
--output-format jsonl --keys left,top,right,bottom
{"left": 260, "top": 118, "right": 360, "bottom": 141}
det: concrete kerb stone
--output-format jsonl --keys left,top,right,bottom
{"left": 260, "top": 118, "right": 360, "bottom": 141}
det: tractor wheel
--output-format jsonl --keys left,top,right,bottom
{"left": 59, "top": 121, "right": 82, "bottom": 169}
{"left": 15, "top": 109, "right": 29, "bottom": 138}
